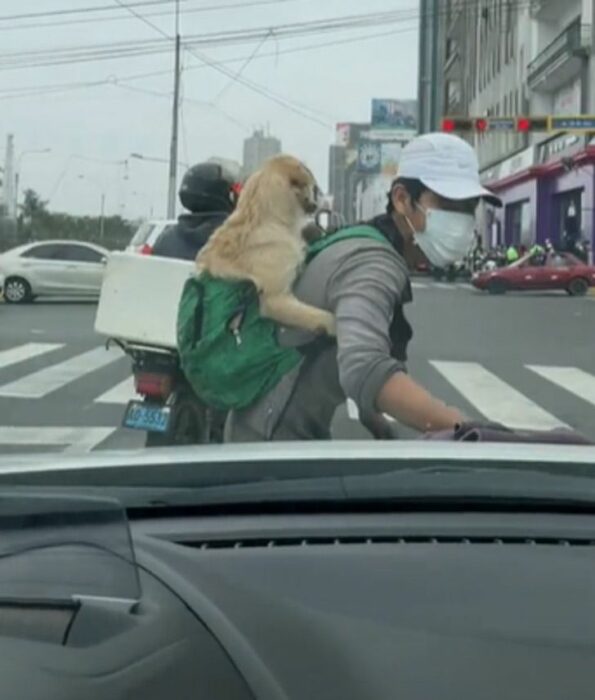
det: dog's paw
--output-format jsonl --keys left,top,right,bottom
{"left": 315, "top": 314, "right": 336, "bottom": 337}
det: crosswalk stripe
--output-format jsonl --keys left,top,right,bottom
{"left": 527, "top": 366, "right": 595, "bottom": 408}
{"left": 0, "top": 427, "right": 116, "bottom": 453}
{"left": 95, "top": 376, "right": 137, "bottom": 405}
{"left": 0, "top": 347, "right": 120, "bottom": 399}
{"left": 0, "top": 343, "right": 63, "bottom": 370}
{"left": 430, "top": 360, "right": 567, "bottom": 430}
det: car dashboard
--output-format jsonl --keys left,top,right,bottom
{"left": 3, "top": 507, "right": 595, "bottom": 700}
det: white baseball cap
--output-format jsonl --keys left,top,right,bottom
{"left": 395, "top": 132, "right": 502, "bottom": 207}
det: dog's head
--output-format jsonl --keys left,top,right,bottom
{"left": 257, "top": 155, "right": 320, "bottom": 217}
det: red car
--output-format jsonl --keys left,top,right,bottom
{"left": 472, "top": 251, "right": 595, "bottom": 296}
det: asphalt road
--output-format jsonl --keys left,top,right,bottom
{"left": 1, "top": 281, "right": 594, "bottom": 454}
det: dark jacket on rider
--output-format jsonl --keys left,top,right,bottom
{"left": 152, "top": 212, "right": 227, "bottom": 261}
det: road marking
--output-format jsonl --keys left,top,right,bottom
{"left": 434, "top": 282, "right": 456, "bottom": 290}
{"left": 411, "top": 281, "right": 428, "bottom": 289}
{"left": 95, "top": 376, "right": 137, "bottom": 405}
{"left": 0, "top": 343, "right": 63, "bottom": 370}
{"left": 527, "top": 366, "right": 595, "bottom": 408}
{"left": 0, "top": 427, "right": 116, "bottom": 453}
{"left": 430, "top": 360, "right": 567, "bottom": 430}
{"left": 0, "top": 347, "right": 120, "bottom": 399}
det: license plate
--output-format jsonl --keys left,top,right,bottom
{"left": 123, "top": 400, "right": 171, "bottom": 433}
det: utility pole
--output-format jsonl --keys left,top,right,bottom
{"left": 99, "top": 192, "right": 106, "bottom": 241}
{"left": 167, "top": 0, "right": 181, "bottom": 219}
{"left": 4, "top": 135, "right": 15, "bottom": 221}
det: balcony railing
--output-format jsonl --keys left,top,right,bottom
{"left": 528, "top": 18, "right": 591, "bottom": 87}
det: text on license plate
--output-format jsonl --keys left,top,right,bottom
{"left": 123, "top": 401, "right": 171, "bottom": 433}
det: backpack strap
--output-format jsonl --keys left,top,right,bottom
{"left": 305, "top": 224, "right": 391, "bottom": 262}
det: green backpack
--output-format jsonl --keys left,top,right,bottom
{"left": 176, "top": 225, "right": 390, "bottom": 411}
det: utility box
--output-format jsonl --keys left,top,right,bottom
{"left": 94, "top": 252, "right": 195, "bottom": 349}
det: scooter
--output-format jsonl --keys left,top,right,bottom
{"left": 108, "top": 339, "right": 225, "bottom": 448}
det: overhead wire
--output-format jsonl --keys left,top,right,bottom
{"left": 212, "top": 29, "right": 271, "bottom": 103}
{"left": 0, "top": 0, "right": 532, "bottom": 33}
{"left": 0, "top": 10, "right": 407, "bottom": 71}
{"left": 0, "top": 0, "right": 305, "bottom": 33}
{"left": 0, "top": 27, "right": 413, "bottom": 102}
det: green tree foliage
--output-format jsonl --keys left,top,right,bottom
{"left": 0, "top": 188, "right": 136, "bottom": 252}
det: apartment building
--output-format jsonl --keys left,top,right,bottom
{"left": 419, "top": 0, "right": 595, "bottom": 251}
{"left": 242, "top": 129, "right": 282, "bottom": 179}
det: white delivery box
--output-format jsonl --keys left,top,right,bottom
{"left": 94, "top": 252, "right": 196, "bottom": 349}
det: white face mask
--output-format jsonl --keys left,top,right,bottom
{"left": 406, "top": 206, "right": 476, "bottom": 268}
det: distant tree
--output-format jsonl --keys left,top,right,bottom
{"left": 20, "top": 189, "right": 49, "bottom": 221}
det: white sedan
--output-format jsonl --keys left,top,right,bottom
{"left": 0, "top": 240, "right": 109, "bottom": 303}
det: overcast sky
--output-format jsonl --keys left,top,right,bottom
{"left": 0, "top": 0, "right": 419, "bottom": 221}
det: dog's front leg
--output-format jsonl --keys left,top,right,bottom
{"left": 260, "top": 293, "right": 336, "bottom": 336}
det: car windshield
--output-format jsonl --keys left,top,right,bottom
{"left": 0, "top": 0, "right": 594, "bottom": 493}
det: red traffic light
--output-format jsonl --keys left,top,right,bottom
{"left": 441, "top": 117, "right": 474, "bottom": 132}
{"left": 517, "top": 117, "right": 531, "bottom": 132}
{"left": 517, "top": 116, "right": 549, "bottom": 132}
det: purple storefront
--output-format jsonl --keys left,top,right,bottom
{"left": 481, "top": 135, "right": 595, "bottom": 257}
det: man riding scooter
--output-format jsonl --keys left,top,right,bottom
{"left": 127, "top": 160, "right": 240, "bottom": 446}
{"left": 153, "top": 159, "right": 240, "bottom": 260}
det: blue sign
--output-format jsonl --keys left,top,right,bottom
{"left": 488, "top": 118, "right": 516, "bottom": 131}
{"left": 371, "top": 99, "right": 417, "bottom": 130}
{"left": 357, "top": 141, "right": 382, "bottom": 174}
{"left": 550, "top": 116, "right": 595, "bottom": 131}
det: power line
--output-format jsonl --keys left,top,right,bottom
{"left": 0, "top": 0, "right": 531, "bottom": 33}
{"left": 113, "top": 0, "right": 333, "bottom": 128}
{"left": 0, "top": 0, "right": 304, "bottom": 33}
{"left": 0, "top": 0, "right": 193, "bottom": 22}
{"left": 212, "top": 30, "right": 271, "bottom": 103}
{"left": 0, "top": 10, "right": 399, "bottom": 64}
{"left": 0, "top": 27, "right": 410, "bottom": 101}
{"left": 0, "top": 9, "right": 415, "bottom": 72}
{"left": 0, "top": 2, "right": 534, "bottom": 71}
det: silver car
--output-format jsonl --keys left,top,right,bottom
{"left": 0, "top": 240, "right": 108, "bottom": 303}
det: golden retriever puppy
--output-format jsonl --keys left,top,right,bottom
{"left": 197, "top": 155, "right": 336, "bottom": 336}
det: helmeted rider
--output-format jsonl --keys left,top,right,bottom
{"left": 152, "top": 159, "right": 241, "bottom": 261}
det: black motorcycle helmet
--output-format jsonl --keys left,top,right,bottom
{"left": 179, "top": 161, "right": 238, "bottom": 214}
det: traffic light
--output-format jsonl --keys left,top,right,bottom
{"left": 441, "top": 115, "right": 551, "bottom": 133}
{"left": 441, "top": 117, "right": 474, "bottom": 132}
{"left": 517, "top": 116, "right": 548, "bottom": 132}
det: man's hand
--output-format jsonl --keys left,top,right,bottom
{"left": 376, "top": 372, "right": 464, "bottom": 433}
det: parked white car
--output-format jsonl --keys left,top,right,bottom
{"left": 126, "top": 219, "right": 176, "bottom": 255}
{"left": 0, "top": 240, "right": 109, "bottom": 303}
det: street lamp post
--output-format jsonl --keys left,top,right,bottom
{"left": 129, "top": 152, "right": 189, "bottom": 219}
{"left": 130, "top": 152, "right": 189, "bottom": 169}
{"left": 15, "top": 148, "right": 51, "bottom": 215}
{"left": 78, "top": 175, "right": 106, "bottom": 241}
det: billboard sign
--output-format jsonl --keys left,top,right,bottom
{"left": 357, "top": 141, "right": 382, "bottom": 174}
{"left": 335, "top": 122, "right": 370, "bottom": 148}
{"left": 371, "top": 99, "right": 417, "bottom": 131}
{"left": 380, "top": 142, "right": 403, "bottom": 177}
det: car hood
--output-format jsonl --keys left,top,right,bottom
{"left": 0, "top": 441, "right": 594, "bottom": 480}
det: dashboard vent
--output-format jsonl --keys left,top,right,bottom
{"left": 180, "top": 535, "right": 595, "bottom": 550}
